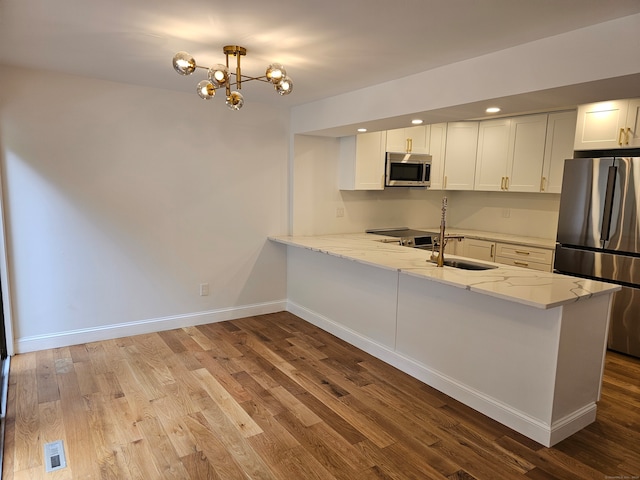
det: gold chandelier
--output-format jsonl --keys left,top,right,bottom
{"left": 172, "top": 45, "right": 293, "bottom": 111}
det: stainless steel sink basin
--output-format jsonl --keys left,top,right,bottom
{"left": 430, "top": 259, "right": 498, "bottom": 270}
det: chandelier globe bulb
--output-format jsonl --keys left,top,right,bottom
{"left": 208, "top": 64, "right": 230, "bottom": 86}
{"left": 275, "top": 76, "right": 293, "bottom": 95}
{"left": 196, "top": 80, "right": 216, "bottom": 100}
{"left": 172, "top": 52, "right": 196, "bottom": 75}
{"left": 226, "top": 91, "right": 244, "bottom": 110}
{"left": 266, "top": 63, "right": 286, "bottom": 84}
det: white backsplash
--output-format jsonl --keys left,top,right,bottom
{"left": 446, "top": 191, "right": 560, "bottom": 240}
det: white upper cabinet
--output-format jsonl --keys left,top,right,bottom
{"left": 443, "top": 122, "right": 479, "bottom": 190}
{"left": 541, "top": 110, "right": 577, "bottom": 194}
{"left": 474, "top": 114, "right": 548, "bottom": 192}
{"left": 338, "top": 131, "right": 386, "bottom": 190}
{"left": 474, "top": 119, "right": 511, "bottom": 191}
{"left": 574, "top": 99, "right": 640, "bottom": 150}
{"left": 507, "top": 114, "right": 548, "bottom": 192}
{"left": 427, "top": 123, "right": 447, "bottom": 190}
{"left": 385, "top": 125, "right": 430, "bottom": 153}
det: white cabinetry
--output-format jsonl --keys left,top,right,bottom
{"left": 443, "top": 122, "right": 478, "bottom": 190}
{"left": 574, "top": 99, "right": 640, "bottom": 150}
{"left": 386, "top": 125, "right": 429, "bottom": 153}
{"left": 339, "top": 131, "right": 386, "bottom": 190}
{"left": 541, "top": 111, "right": 577, "bottom": 193}
{"left": 464, "top": 238, "right": 554, "bottom": 272}
{"left": 494, "top": 243, "right": 554, "bottom": 272}
{"left": 464, "top": 238, "right": 495, "bottom": 262}
{"left": 427, "top": 123, "right": 447, "bottom": 190}
{"left": 474, "top": 119, "right": 511, "bottom": 191}
{"left": 474, "top": 114, "right": 548, "bottom": 192}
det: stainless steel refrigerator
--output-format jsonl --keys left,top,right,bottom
{"left": 555, "top": 156, "right": 640, "bottom": 358}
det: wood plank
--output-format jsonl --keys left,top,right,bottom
{"left": 5, "top": 314, "right": 640, "bottom": 480}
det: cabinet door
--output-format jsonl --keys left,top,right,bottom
{"left": 495, "top": 243, "right": 554, "bottom": 272}
{"left": 574, "top": 100, "right": 629, "bottom": 150}
{"left": 507, "top": 114, "right": 548, "bottom": 192}
{"left": 443, "top": 122, "right": 478, "bottom": 190}
{"left": 464, "top": 238, "right": 495, "bottom": 262}
{"left": 444, "top": 237, "right": 464, "bottom": 255}
{"left": 626, "top": 99, "right": 640, "bottom": 148}
{"left": 386, "top": 128, "right": 410, "bottom": 153}
{"left": 474, "top": 119, "right": 511, "bottom": 191}
{"left": 338, "top": 132, "right": 386, "bottom": 190}
{"left": 386, "top": 126, "right": 429, "bottom": 153}
{"left": 427, "top": 123, "right": 447, "bottom": 190}
{"left": 542, "top": 111, "right": 577, "bottom": 193}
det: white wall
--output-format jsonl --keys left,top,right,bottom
{"left": 0, "top": 66, "right": 289, "bottom": 352}
{"left": 291, "top": 14, "right": 640, "bottom": 135}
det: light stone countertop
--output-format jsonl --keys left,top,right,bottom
{"left": 269, "top": 233, "right": 620, "bottom": 309}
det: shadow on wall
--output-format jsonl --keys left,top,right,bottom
{"left": 335, "top": 188, "right": 447, "bottom": 233}
{"left": 447, "top": 190, "right": 561, "bottom": 239}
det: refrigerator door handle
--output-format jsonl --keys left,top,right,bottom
{"left": 600, "top": 165, "right": 617, "bottom": 243}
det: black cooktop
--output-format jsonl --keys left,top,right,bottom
{"left": 366, "top": 227, "right": 433, "bottom": 238}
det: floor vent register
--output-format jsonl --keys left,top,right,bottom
{"left": 44, "top": 440, "right": 67, "bottom": 472}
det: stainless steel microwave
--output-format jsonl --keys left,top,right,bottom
{"left": 385, "top": 152, "right": 432, "bottom": 187}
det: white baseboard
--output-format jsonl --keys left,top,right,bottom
{"left": 286, "top": 301, "right": 593, "bottom": 447}
{"left": 15, "top": 300, "right": 287, "bottom": 353}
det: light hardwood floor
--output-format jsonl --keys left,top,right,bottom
{"left": 3, "top": 311, "right": 640, "bottom": 479}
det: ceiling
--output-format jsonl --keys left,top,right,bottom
{"left": 2, "top": 0, "right": 640, "bottom": 119}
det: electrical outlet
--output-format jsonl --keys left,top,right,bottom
{"left": 199, "top": 283, "right": 209, "bottom": 296}
{"left": 336, "top": 207, "right": 345, "bottom": 218}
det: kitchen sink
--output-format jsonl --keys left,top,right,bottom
{"left": 430, "top": 259, "right": 498, "bottom": 271}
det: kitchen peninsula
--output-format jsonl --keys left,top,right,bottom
{"left": 270, "top": 233, "right": 620, "bottom": 447}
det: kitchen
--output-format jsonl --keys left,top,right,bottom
{"left": 1, "top": 2, "right": 640, "bottom": 478}
{"left": 274, "top": 96, "right": 640, "bottom": 443}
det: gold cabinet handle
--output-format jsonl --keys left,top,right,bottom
{"left": 505, "top": 176, "right": 509, "bottom": 190}
{"left": 515, "top": 250, "right": 530, "bottom": 255}
{"left": 490, "top": 244, "right": 494, "bottom": 258}
{"left": 406, "top": 138, "right": 412, "bottom": 153}
{"left": 500, "top": 177, "right": 505, "bottom": 190}
{"left": 444, "top": 175, "right": 447, "bottom": 188}
{"left": 626, "top": 127, "right": 632, "bottom": 145}
{"left": 619, "top": 128, "right": 625, "bottom": 146}
{"left": 540, "top": 177, "right": 546, "bottom": 192}
{"left": 514, "top": 261, "right": 529, "bottom": 267}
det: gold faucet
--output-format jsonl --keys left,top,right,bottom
{"left": 432, "top": 197, "right": 447, "bottom": 267}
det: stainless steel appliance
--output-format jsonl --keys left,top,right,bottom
{"left": 366, "top": 227, "right": 434, "bottom": 249}
{"left": 554, "top": 156, "right": 640, "bottom": 358}
{"left": 385, "top": 152, "right": 431, "bottom": 187}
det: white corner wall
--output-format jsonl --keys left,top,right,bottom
{"left": 0, "top": 66, "right": 290, "bottom": 352}
{"left": 291, "top": 14, "right": 640, "bottom": 134}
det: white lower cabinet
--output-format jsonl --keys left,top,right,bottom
{"left": 494, "top": 243, "right": 554, "bottom": 272}
{"left": 463, "top": 238, "right": 495, "bottom": 262}
{"left": 464, "top": 238, "right": 554, "bottom": 272}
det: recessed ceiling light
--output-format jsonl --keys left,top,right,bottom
{"left": 411, "top": 119, "right": 423, "bottom": 125}
{"left": 357, "top": 128, "right": 367, "bottom": 132}
{"left": 486, "top": 107, "right": 501, "bottom": 113}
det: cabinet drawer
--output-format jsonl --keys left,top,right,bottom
{"left": 495, "top": 243, "right": 553, "bottom": 264}
{"left": 495, "top": 256, "right": 551, "bottom": 272}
